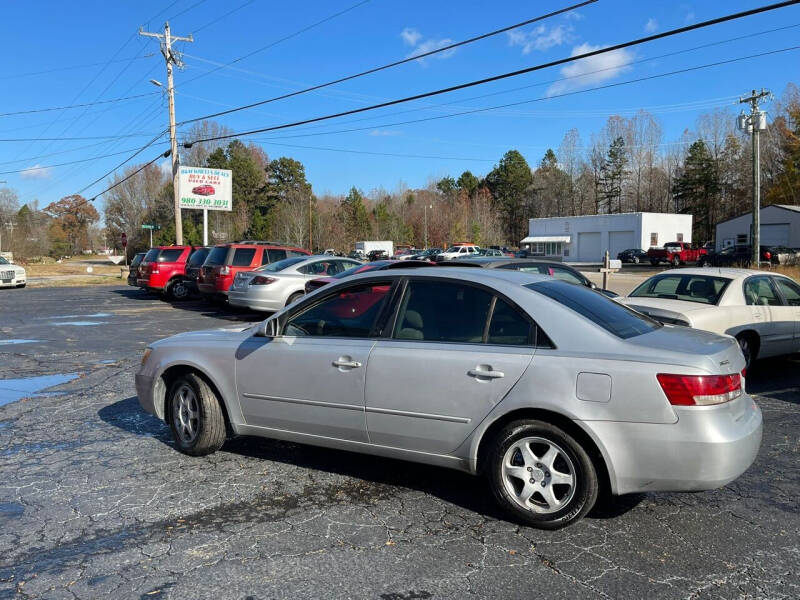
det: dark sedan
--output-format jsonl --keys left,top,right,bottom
{"left": 127, "top": 252, "right": 146, "bottom": 286}
{"left": 447, "top": 257, "right": 617, "bottom": 297}
{"left": 617, "top": 248, "right": 648, "bottom": 264}
{"left": 698, "top": 245, "right": 780, "bottom": 267}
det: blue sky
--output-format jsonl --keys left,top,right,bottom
{"left": 1, "top": 0, "right": 799, "bottom": 214}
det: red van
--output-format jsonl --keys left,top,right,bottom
{"left": 136, "top": 245, "right": 202, "bottom": 300}
{"left": 197, "top": 241, "right": 310, "bottom": 300}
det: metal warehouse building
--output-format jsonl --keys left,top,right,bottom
{"left": 523, "top": 212, "right": 694, "bottom": 263}
{"left": 714, "top": 204, "right": 800, "bottom": 251}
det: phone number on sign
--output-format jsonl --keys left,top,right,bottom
{"left": 180, "top": 197, "right": 230, "bottom": 207}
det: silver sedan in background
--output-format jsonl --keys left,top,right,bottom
{"left": 228, "top": 255, "right": 361, "bottom": 312}
{"left": 136, "top": 268, "right": 762, "bottom": 529}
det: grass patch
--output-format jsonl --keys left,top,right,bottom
{"left": 27, "top": 276, "right": 123, "bottom": 287}
{"left": 24, "top": 263, "right": 123, "bottom": 277}
{"left": 757, "top": 264, "right": 800, "bottom": 280}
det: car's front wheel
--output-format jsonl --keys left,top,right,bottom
{"left": 167, "top": 373, "right": 227, "bottom": 456}
{"left": 632, "top": 256, "right": 639, "bottom": 264}
{"left": 487, "top": 420, "right": 598, "bottom": 529}
{"left": 167, "top": 279, "right": 191, "bottom": 301}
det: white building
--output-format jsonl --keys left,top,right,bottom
{"left": 714, "top": 204, "right": 800, "bottom": 251}
{"left": 523, "top": 212, "right": 694, "bottom": 263}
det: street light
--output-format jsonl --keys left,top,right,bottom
{"left": 150, "top": 79, "right": 163, "bottom": 88}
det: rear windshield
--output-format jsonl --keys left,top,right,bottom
{"left": 143, "top": 249, "right": 159, "bottom": 262}
{"left": 157, "top": 249, "right": 184, "bottom": 263}
{"left": 629, "top": 274, "right": 731, "bottom": 305}
{"left": 205, "top": 246, "right": 229, "bottom": 266}
{"left": 257, "top": 257, "right": 307, "bottom": 272}
{"left": 130, "top": 253, "right": 145, "bottom": 267}
{"left": 231, "top": 248, "right": 256, "bottom": 266}
{"left": 526, "top": 280, "right": 660, "bottom": 339}
{"left": 188, "top": 248, "right": 210, "bottom": 266}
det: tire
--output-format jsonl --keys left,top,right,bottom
{"left": 166, "top": 278, "right": 191, "bottom": 301}
{"left": 650, "top": 260, "right": 658, "bottom": 266}
{"left": 632, "top": 256, "right": 639, "bottom": 264}
{"left": 671, "top": 256, "right": 681, "bottom": 267}
{"left": 16, "top": 283, "right": 26, "bottom": 288}
{"left": 487, "top": 420, "right": 598, "bottom": 529}
{"left": 167, "top": 372, "right": 227, "bottom": 456}
{"left": 736, "top": 333, "right": 759, "bottom": 370}
{"left": 286, "top": 291, "right": 304, "bottom": 307}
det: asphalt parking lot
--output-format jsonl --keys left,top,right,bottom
{"left": 1, "top": 284, "right": 799, "bottom": 600}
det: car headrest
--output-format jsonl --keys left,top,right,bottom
{"left": 688, "top": 279, "right": 711, "bottom": 296}
{"left": 403, "top": 310, "right": 423, "bottom": 329}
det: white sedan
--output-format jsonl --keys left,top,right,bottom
{"left": 0, "top": 256, "right": 26, "bottom": 289}
{"left": 619, "top": 268, "right": 800, "bottom": 367}
{"left": 228, "top": 255, "right": 362, "bottom": 312}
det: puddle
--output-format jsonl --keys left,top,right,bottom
{"left": 47, "top": 321, "right": 107, "bottom": 327}
{"left": 0, "top": 339, "right": 41, "bottom": 346}
{"left": 0, "top": 373, "right": 80, "bottom": 407}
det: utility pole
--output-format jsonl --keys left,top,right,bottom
{"left": 140, "top": 22, "right": 193, "bottom": 246}
{"left": 737, "top": 88, "right": 770, "bottom": 266}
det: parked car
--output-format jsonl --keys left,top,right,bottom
{"left": 366, "top": 250, "right": 389, "bottom": 261}
{"left": 304, "top": 260, "right": 435, "bottom": 293}
{"left": 699, "top": 245, "right": 780, "bottom": 267}
{"left": 435, "top": 244, "right": 481, "bottom": 261}
{"left": 619, "top": 268, "right": 800, "bottom": 368}
{"left": 647, "top": 242, "right": 708, "bottom": 266}
{"left": 407, "top": 248, "right": 442, "bottom": 261}
{"left": 228, "top": 255, "right": 362, "bottom": 312}
{"left": 137, "top": 268, "right": 761, "bottom": 529}
{"left": 348, "top": 250, "right": 366, "bottom": 261}
{"left": 0, "top": 255, "right": 26, "bottom": 289}
{"left": 617, "top": 248, "right": 648, "bottom": 264}
{"left": 191, "top": 185, "right": 215, "bottom": 196}
{"left": 183, "top": 247, "right": 211, "bottom": 295}
{"left": 451, "top": 257, "right": 617, "bottom": 297}
{"left": 127, "top": 252, "right": 146, "bottom": 286}
{"left": 198, "top": 242, "right": 310, "bottom": 301}
{"left": 136, "top": 246, "right": 201, "bottom": 300}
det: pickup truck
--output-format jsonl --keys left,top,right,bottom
{"left": 647, "top": 242, "right": 708, "bottom": 266}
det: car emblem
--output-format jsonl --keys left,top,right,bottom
{"left": 719, "top": 360, "right": 730, "bottom": 366}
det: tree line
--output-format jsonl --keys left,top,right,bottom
{"left": 0, "top": 83, "right": 797, "bottom": 259}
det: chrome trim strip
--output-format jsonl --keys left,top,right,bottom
{"left": 242, "top": 392, "right": 363, "bottom": 412}
{"left": 365, "top": 406, "right": 470, "bottom": 424}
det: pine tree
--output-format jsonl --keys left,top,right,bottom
{"left": 672, "top": 140, "right": 720, "bottom": 241}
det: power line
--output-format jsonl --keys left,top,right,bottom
{"left": 177, "top": 0, "right": 599, "bottom": 125}
{"left": 249, "top": 140, "right": 495, "bottom": 162}
{"left": 193, "top": 0, "right": 256, "bottom": 34}
{"left": 184, "top": 0, "right": 800, "bottom": 147}
{"left": 0, "top": 132, "right": 164, "bottom": 142}
{"left": 178, "top": 0, "right": 374, "bottom": 87}
{"left": 0, "top": 142, "right": 170, "bottom": 175}
{"left": 0, "top": 92, "right": 160, "bottom": 117}
{"left": 0, "top": 56, "right": 152, "bottom": 80}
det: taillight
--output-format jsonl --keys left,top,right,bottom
{"left": 151, "top": 265, "right": 159, "bottom": 274}
{"left": 656, "top": 373, "right": 742, "bottom": 406}
{"left": 764, "top": 251, "right": 771, "bottom": 260}
{"left": 250, "top": 276, "right": 276, "bottom": 286}
{"left": 219, "top": 266, "right": 230, "bottom": 276}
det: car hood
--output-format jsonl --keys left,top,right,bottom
{"left": 1, "top": 264, "right": 25, "bottom": 273}
{"left": 152, "top": 325, "right": 255, "bottom": 347}
{"left": 620, "top": 296, "right": 714, "bottom": 316}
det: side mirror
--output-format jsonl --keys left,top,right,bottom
{"left": 255, "top": 318, "right": 279, "bottom": 338}
{"left": 589, "top": 282, "right": 597, "bottom": 289}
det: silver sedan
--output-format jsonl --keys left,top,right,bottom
{"left": 136, "top": 268, "right": 762, "bottom": 529}
{"left": 228, "top": 255, "right": 361, "bottom": 312}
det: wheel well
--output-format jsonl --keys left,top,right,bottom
{"left": 159, "top": 365, "right": 233, "bottom": 434}
{"left": 735, "top": 329, "right": 761, "bottom": 353}
{"left": 476, "top": 408, "right": 612, "bottom": 497}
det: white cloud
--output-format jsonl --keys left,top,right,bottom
{"left": 564, "top": 10, "right": 583, "bottom": 20}
{"left": 547, "top": 43, "right": 634, "bottom": 96}
{"left": 644, "top": 18, "right": 658, "bottom": 33}
{"left": 507, "top": 24, "right": 573, "bottom": 54}
{"left": 369, "top": 129, "right": 401, "bottom": 137}
{"left": 20, "top": 164, "right": 52, "bottom": 179}
{"left": 158, "top": 160, "right": 171, "bottom": 176}
{"left": 400, "top": 27, "right": 422, "bottom": 47}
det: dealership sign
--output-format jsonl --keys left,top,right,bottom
{"left": 178, "top": 167, "right": 232, "bottom": 211}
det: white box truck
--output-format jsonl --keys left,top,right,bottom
{"left": 355, "top": 241, "right": 394, "bottom": 258}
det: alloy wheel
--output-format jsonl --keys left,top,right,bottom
{"left": 501, "top": 436, "right": 576, "bottom": 514}
{"left": 172, "top": 384, "right": 200, "bottom": 444}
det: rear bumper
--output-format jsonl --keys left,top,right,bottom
{"left": 583, "top": 395, "right": 762, "bottom": 495}
{"left": 228, "top": 290, "right": 282, "bottom": 312}
{"left": 198, "top": 282, "right": 228, "bottom": 297}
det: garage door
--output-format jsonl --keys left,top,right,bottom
{"left": 761, "top": 223, "right": 790, "bottom": 246}
{"left": 608, "top": 230, "right": 635, "bottom": 259}
{"left": 577, "top": 232, "right": 602, "bottom": 262}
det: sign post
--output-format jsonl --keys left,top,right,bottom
{"left": 178, "top": 166, "right": 233, "bottom": 246}
{"left": 121, "top": 232, "right": 128, "bottom": 266}
{"left": 141, "top": 224, "right": 161, "bottom": 247}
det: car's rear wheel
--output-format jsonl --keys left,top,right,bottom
{"left": 650, "top": 260, "right": 658, "bottom": 266}
{"left": 671, "top": 256, "right": 681, "bottom": 267}
{"left": 487, "top": 420, "right": 598, "bottom": 529}
{"left": 632, "top": 256, "right": 639, "bottom": 264}
{"left": 736, "top": 332, "right": 759, "bottom": 370}
{"left": 166, "top": 279, "right": 191, "bottom": 301}
{"left": 286, "top": 291, "right": 304, "bottom": 307}
{"left": 167, "top": 373, "right": 227, "bottom": 456}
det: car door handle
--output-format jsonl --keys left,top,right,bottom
{"left": 332, "top": 359, "right": 362, "bottom": 368}
{"left": 468, "top": 368, "right": 505, "bottom": 379}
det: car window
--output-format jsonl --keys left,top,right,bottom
{"left": 157, "top": 249, "right": 183, "bottom": 263}
{"left": 130, "top": 254, "right": 144, "bottom": 267}
{"left": 548, "top": 266, "right": 585, "bottom": 286}
{"left": 258, "top": 257, "right": 306, "bottom": 272}
{"left": 528, "top": 280, "right": 660, "bottom": 339}
{"left": 774, "top": 277, "right": 800, "bottom": 306}
{"left": 143, "top": 249, "right": 159, "bottom": 263}
{"left": 288, "top": 250, "right": 309, "bottom": 257}
{"left": 744, "top": 277, "right": 783, "bottom": 306}
{"left": 187, "top": 248, "right": 209, "bottom": 266}
{"left": 0, "top": 257, "right": 7, "bottom": 265}
{"left": 487, "top": 298, "right": 531, "bottom": 345}
{"left": 629, "top": 274, "right": 730, "bottom": 305}
{"left": 267, "top": 248, "right": 287, "bottom": 263}
{"left": 231, "top": 248, "right": 256, "bottom": 267}
{"left": 205, "top": 246, "right": 228, "bottom": 265}
{"left": 393, "top": 280, "right": 492, "bottom": 343}
{"left": 284, "top": 282, "right": 391, "bottom": 337}
{"left": 298, "top": 260, "right": 335, "bottom": 275}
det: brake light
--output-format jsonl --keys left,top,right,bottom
{"left": 151, "top": 265, "right": 159, "bottom": 274}
{"left": 656, "top": 373, "right": 742, "bottom": 406}
{"left": 219, "top": 266, "right": 230, "bottom": 276}
{"left": 251, "top": 276, "right": 276, "bottom": 286}
{"left": 764, "top": 251, "right": 771, "bottom": 260}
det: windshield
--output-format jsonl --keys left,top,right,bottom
{"left": 664, "top": 243, "right": 682, "bottom": 249}
{"left": 143, "top": 249, "right": 159, "bottom": 263}
{"left": 629, "top": 274, "right": 731, "bottom": 305}
{"left": 205, "top": 246, "right": 229, "bottom": 266}
{"left": 527, "top": 280, "right": 660, "bottom": 339}
{"left": 188, "top": 248, "right": 210, "bottom": 266}
{"left": 333, "top": 263, "right": 382, "bottom": 279}
{"left": 0, "top": 257, "right": 8, "bottom": 265}
{"left": 257, "top": 257, "right": 307, "bottom": 272}
{"left": 130, "top": 253, "right": 144, "bottom": 267}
